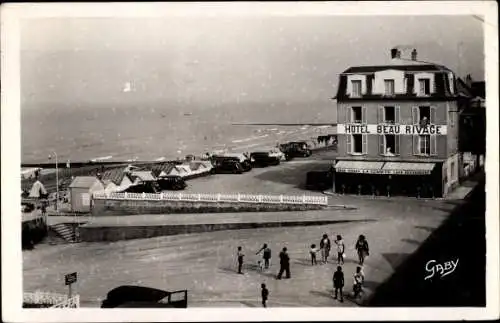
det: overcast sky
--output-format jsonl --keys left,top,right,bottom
{"left": 20, "top": 15, "right": 484, "bottom": 107}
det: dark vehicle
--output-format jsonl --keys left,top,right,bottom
{"left": 250, "top": 152, "right": 280, "bottom": 167}
{"left": 121, "top": 182, "right": 161, "bottom": 193}
{"left": 213, "top": 159, "right": 244, "bottom": 174}
{"left": 157, "top": 175, "right": 187, "bottom": 191}
{"left": 212, "top": 155, "right": 252, "bottom": 172}
{"left": 306, "top": 170, "right": 333, "bottom": 191}
{"left": 101, "top": 285, "right": 188, "bottom": 308}
{"left": 280, "top": 141, "right": 312, "bottom": 158}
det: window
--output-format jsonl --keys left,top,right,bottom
{"left": 449, "top": 111, "right": 455, "bottom": 127}
{"left": 384, "top": 79, "right": 395, "bottom": 96}
{"left": 418, "top": 78, "right": 430, "bottom": 95}
{"left": 385, "top": 135, "right": 396, "bottom": 155}
{"left": 351, "top": 80, "right": 362, "bottom": 97}
{"left": 380, "top": 134, "right": 399, "bottom": 156}
{"left": 384, "top": 106, "right": 395, "bottom": 123}
{"left": 352, "top": 134, "right": 363, "bottom": 153}
{"left": 450, "top": 161, "right": 455, "bottom": 180}
{"left": 351, "top": 106, "right": 362, "bottom": 123}
{"left": 419, "top": 135, "right": 430, "bottom": 155}
{"left": 419, "top": 106, "right": 430, "bottom": 126}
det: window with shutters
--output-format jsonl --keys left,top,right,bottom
{"left": 384, "top": 106, "right": 395, "bottom": 124}
{"left": 418, "top": 106, "right": 431, "bottom": 125}
{"left": 384, "top": 79, "right": 395, "bottom": 96}
{"left": 351, "top": 80, "right": 362, "bottom": 97}
{"left": 351, "top": 106, "right": 363, "bottom": 123}
{"left": 352, "top": 134, "right": 363, "bottom": 154}
{"left": 380, "top": 135, "right": 399, "bottom": 156}
{"left": 450, "top": 161, "right": 456, "bottom": 181}
{"left": 419, "top": 135, "right": 431, "bottom": 155}
{"left": 418, "top": 78, "right": 431, "bottom": 95}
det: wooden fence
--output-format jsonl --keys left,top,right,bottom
{"left": 93, "top": 192, "right": 328, "bottom": 206}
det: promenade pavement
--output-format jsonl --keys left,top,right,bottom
{"left": 24, "top": 151, "right": 481, "bottom": 307}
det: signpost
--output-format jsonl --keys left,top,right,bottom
{"left": 65, "top": 272, "right": 77, "bottom": 298}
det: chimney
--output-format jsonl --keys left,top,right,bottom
{"left": 411, "top": 49, "right": 417, "bottom": 61}
{"left": 390, "top": 48, "right": 399, "bottom": 59}
{"left": 465, "top": 74, "right": 472, "bottom": 87}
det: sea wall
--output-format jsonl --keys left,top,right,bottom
{"left": 79, "top": 219, "right": 348, "bottom": 242}
{"left": 92, "top": 198, "right": 325, "bottom": 216}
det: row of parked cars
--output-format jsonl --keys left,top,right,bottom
{"left": 119, "top": 141, "right": 314, "bottom": 194}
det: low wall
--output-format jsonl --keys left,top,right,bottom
{"left": 92, "top": 198, "right": 325, "bottom": 216}
{"left": 22, "top": 215, "right": 47, "bottom": 249}
{"left": 79, "top": 219, "right": 352, "bottom": 242}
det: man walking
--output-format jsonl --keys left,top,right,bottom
{"left": 276, "top": 247, "right": 291, "bottom": 279}
{"left": 236, "top": 246, "right": 244, "bottom": 274}
{"left": 261, "top": 283, "right": 269, "bottom": 308}
{"left": 333, "top": 266, "right": 345, "bottom": 302}
{"left": 256, "top": 243, "right": 272, "bottom": 269}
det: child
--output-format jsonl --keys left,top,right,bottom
{"left": 237, "top": 246, "right": 244, "bottom": 274}
{"left": 335, "top": 235, "right": 345, "bottom": 265}
{"left": 310, "top": 244, "right": 318, "bottom": 265}
{"left": 261, "top": 283, "right": 269, "bottom": 307}
{"left": 333, "top": 266, "right": 345, "bottom": 302}
{"left": 353, "top": 266, "right": 365, "bottom": 298}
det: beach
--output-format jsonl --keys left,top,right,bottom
{"left": 21, "top": 102, "right": 337, "bottom": 164}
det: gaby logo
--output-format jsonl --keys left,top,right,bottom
{"left": 424, "top": 259, "right": 459, "bottom": 280}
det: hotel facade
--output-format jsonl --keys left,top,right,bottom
{"left": 333, "top": 48, "right": 471, "bottom": 198}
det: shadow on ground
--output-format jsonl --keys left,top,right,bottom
{"left": 255, "top": 161, "right": 333, "bottom": 190}
{"left": 367, "top": 172, "right": 486, "bottom": 307}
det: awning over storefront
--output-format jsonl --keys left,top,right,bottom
{"left": 334, "top": 161, "right": 385, "bottom": 174}
{"left": 381, "top": 162, "right": 436, "bottom": 175}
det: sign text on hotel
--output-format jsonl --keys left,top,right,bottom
{"left": 341, "top": 124, "right": 445, "bottom": 135}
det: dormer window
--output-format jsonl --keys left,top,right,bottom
{"left": 351, "top": 80, "right": 362, "bottom": 97}
{"left": 418, "top": 78, "right": 430, "bottom": 95}
{"left": 384, "top": 79, "right": 395, "bottom": 96}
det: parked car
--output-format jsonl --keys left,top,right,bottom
{"left": 101, "top": 285, "right": 188, "bottom": 308}
{"left": 213, "top": 159, "right": 244, "bottom": 174}
{"left": 157, "top": 175, "right": 187, "bottom": 191}
{"left": 250, "top": 152, "right": 281, "bottom": 167}
{"left": 121, "top": 182, "right": 161, "bottom": 194}
{"left": 212, "top": 155, "right": 252, "bottom": 172}
{"left": 280, "top": 141, "right": 312, "bottom": 158}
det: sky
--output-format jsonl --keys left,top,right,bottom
{"left": 20, "top": 15, "right": 484, "bottom": 108}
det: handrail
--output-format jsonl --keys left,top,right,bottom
{"left": 92, "top": 191, "right": 328, "bottom": 205}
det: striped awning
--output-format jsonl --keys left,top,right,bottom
{"left": 334, "top": 161, "right": 385, "bottom": 174}
{"left": 381, "top": 162, "right": 435, "bottom": 175}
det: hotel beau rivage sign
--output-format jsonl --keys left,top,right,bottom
{"left": 337, "top": 124, "right": 447, "bottom": 135}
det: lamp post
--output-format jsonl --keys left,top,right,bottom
{"left": 49, "top": 152, "right": 59, "bottom": 212}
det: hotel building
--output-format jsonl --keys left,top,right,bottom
{"left": 333, "top": 48, "right": 472, "bottom": 198}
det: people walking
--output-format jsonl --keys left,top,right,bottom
{"left": 353, "top": 266, "right": 365, "bottom": 299}
{"left": 333, "top": 266, "right": 345, "bottom": 302}
{"left": 236, "top": 246, "right": 245, "bottom": 274}
{"left": 319, "top": 234, "right": 331, "bottom": 264}
{"left": 310, "top": 244, "right": 319, "bottom": 265}
{"left": 335, "top": 235, "right": 345, "bottom": 265}
{"left": 256, "top": 243, "right": 272, "bottom": 269}
{"left": 277, "top": 247, "right": 291, "bottom": 279}
{"left": 261, "top": 283, "right": 269, "bottom": 307}
{"left": 355, "top": 235, "right": 370, "bottom": 266}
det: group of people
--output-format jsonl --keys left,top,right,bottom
{"left": 234, "top": 233, "right": 370, "bottom": 307}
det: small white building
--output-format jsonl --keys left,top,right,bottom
{"left": 69, "top": 176, "right": 105, "bottom": 213}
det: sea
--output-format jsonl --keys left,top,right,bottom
{"left": 21, "top": 101, "right": 337, "bottom": 164}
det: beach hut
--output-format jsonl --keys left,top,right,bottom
{"left": 100, "top": 168, "right": 134, "bottom": 192}
{"left": 69, "top": 176, "right": 105, "bottom": 213}
{"left": 150, "top": 163, "right": 176, "bottom": 178}
{"left": 130, "top": 171, "right": 156, "bottom": 185}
